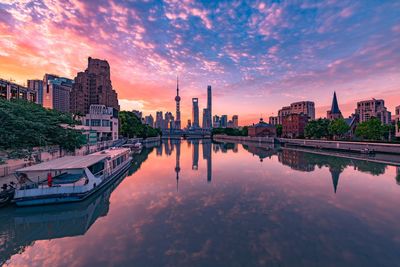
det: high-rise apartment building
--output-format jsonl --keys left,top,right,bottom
{"left": 144, "top": 115, "right": 154, "bottom": 127}
{"left": 43, "top": 75, "right": 73, "bottom": 113}
{"left": 165, "top": 112, "right": 175, "bottom": 129}
{"left": 213, "top": 115, "right": 220, "bottom": 128}
{"left": 232, "top": 115, "right": 239, "bottom": 128}
{"left": 192, "top": 98, "right": 199, "bottom": 128}
{"left": 27, "top": 79, "right": 43, "bottom": 105}
{"left": 278, "top": 106, "right": 291, "bottom": 124}
{"left": 355, "top": 99, "right": 391, "bottom": 124}
{"left": 290, "top": 101, "right": 315, "bottom": 120}
{"left": 220, "top": 115, "right": 228, "bottom": 128}
{"left": 70, "top": 57, "right": 119, "bottom": 115}
{"left": 155, "top": 111, "right": 164, "bottom": 129}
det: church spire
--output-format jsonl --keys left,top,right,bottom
{"left": 330, "top": 91, "right": 340, "bottom": 114}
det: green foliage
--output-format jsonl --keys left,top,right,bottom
{"left": 304, "top": 119, "right": 330, "bottom": 139}
{"left": 119, "top": 111, "right": 160, "bottom": 138}
{"left": 276, "top": 124, "right": 282, "bottom": 137}
{"left": 0, "top": 99, "right": 85, "bottom": 152}
{"left": 355, "top": 117, "right": 386, "bottom": 140}
{"left": 328, "top": 118, "right": 350, "bottom": 138}
{"left": 212, "top": 127, "right": 248, "bottom": 136}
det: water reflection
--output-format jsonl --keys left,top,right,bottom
{"left": 2, "top": 140, "right": 400, "bottom": 266}
{"left": 0, "top": 148, "right": 153, "bottom": 266}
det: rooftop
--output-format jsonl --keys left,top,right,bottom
{"left": 17, "top": 155, "right": 108, "bottom": 172}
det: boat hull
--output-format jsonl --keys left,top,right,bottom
{"left": 14, "top": 161, "right": 131, "bottom": 207}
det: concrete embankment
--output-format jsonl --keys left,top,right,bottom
{"left": 213, "top": 135, "right": 275, "bottom": 144}
{"left": 278, "top": 138, "right": 400, "bottom": 155}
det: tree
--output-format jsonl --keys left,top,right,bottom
{"left": 211, "top": 127, "right": 247, "bottom": 136}
{"left": 355, "top": 117, "right": 385, "bottom": 140}
{"left": 0, "top": 99, "right": 85, "bottom": 152}
{"left": 328, "top": 118, "right": 350, "bottom": 139}
{"left": 304, "top": 119, "right": 330, "bottom": 139}
{"left": 119, "top": 111, "right": 160, "bottom": 138}
{"left": 276, "top": 124, "right": 282, "bottom": 137}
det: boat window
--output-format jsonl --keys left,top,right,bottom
{"left": 88, "top": 161, "right": 105, "bottom": 175}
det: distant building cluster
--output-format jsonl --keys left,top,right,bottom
{"left": 1, "top": 57, "right": 120, "bottom": 143}
{"left": 143, "top": 81, "right": 218, "bottom": 134}
{"left": 264, "top": 92, "right": 396, "bottom": 139}
{"left": 212, "top": 114, "right": 239, "bottom": 128}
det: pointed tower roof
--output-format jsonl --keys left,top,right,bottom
{"left": 330, "top": 91, "right": 341, "bottom": 114}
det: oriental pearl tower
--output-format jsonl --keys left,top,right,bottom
{"left": 175, "top": 76, "right": 181, "bottom": 129}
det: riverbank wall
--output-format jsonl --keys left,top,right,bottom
{"left": 213, "top": 135, "right": 275, "bottom": 144}
{"left": 278, "top": 138, "right": 400, "bottom": 155}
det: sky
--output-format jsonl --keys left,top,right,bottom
{"left": 0, "top": 0, "right": 399, "bottom": 125}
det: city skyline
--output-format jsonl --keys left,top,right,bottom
{"left": 0, "top": 1, "right": 399, "bottom": 125}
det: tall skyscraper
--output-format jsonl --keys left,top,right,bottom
{"left": 70, "top": 57, "right": 119, "bottom": 115}
{"left": 220, "top": 115, "right": 228, "bottom": 128}
{"left": 202, "top": 108, "right": 208, "bottom": 128}
{"left": 327, "top": 91, "right": 343, "bottom": 120}
{"left": 232, "top": 115, "right": 239, "bottom": 128}
{"left": 206, "top": 85, "right": 212, "bottom": 128}
{"left": 155, "top": 111, "right": 164, "bottom": 129}
{"left": 175, "top": 76, "right": 181, "bottom": 129}
{"left": 192, "top": 98, "right": 199, "bottom": 128}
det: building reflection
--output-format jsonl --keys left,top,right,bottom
{"left": 0, "top": 148, "right": 153, "bottom": 265}
{"left": 202, "top": 139, "right": 212, "bottom": 182}
{"left": 171, "top": 139, "right": 181, "bottom": 191}
{"left": 243, "top": 145, "right": 275, "bottom": 162}
{"left": 192, "top": 140, "right": 199, "bottom": 170}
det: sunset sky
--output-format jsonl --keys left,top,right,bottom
{"left": 0, "top": 0, "right": 399, "bottom": 125}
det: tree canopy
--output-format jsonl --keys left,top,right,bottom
{"left": 355, "top": 117, "right": 390, "bottom": 140}
{"left": 328, "top": 118, "right": 350, "bottom": 139}
{"left": 212, "top": 127, "right": 248, "bottom": 136}
{"left": 119, "top": 111, "right": 160, "bottom": 138}
{"left": 304, "top": 119, "right": 331, "bottom": 139}
{"left": 0, "top": 99, "right": 86, "bottom": 151}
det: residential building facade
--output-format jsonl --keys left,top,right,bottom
{"left": 70, "top": 57, "right": 119, "bottom": 115}
{"left": 290, "top": 101, "right": 315, "bottom": 120}
{"left": 269, "top": 116, "right": 279, "bottom": 125}
{"left": 83, "top": 104, "right": 119, "bottom": 141}
{"left": 43, "top": 75, "right": 73, "bottom": 113}
{"left": 282, "top": 113, "right": 309, "bottom": 138}
{"left": 355, "top": 99, "right": 391, "bottom": 124}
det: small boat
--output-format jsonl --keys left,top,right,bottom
{"left": 122, "top": 142, "right": 143, "bottom": 154}
{"left": 13, "top": 148, "right": 132, "bottom": 206}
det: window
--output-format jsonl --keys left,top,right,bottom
{"left": 91, "top": 119, "right": 101, "bottom": 127}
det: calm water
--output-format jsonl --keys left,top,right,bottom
{"left": 1, "top": 139, "right": 400, "bottom": 267}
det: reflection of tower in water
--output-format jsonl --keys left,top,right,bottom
{"left": 396, "top": 167, "right": 400, "bottom": 185}
{"left": 202, "top": 140, "right": 212, "bottom": 183}
{"left": 174, "top": 140, "right": 181, "bottom": 191}
{"left": 329, "top": 167, "right": 342, "bottom": 194}
{"left": 192, "top": 140, "right": 199, "bottom": 170}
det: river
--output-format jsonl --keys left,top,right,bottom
{"left": 1, "top": 139, "right": 400, "bottom": 266}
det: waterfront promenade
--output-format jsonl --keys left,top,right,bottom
{"left": 279, "top": 138, "right": 400, "bottom": 154}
